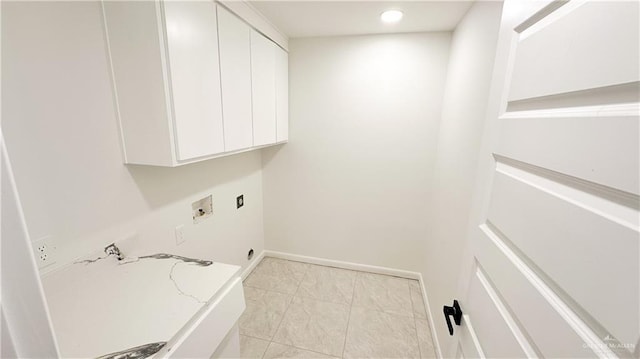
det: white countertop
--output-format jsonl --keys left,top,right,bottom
{"left": 42, "top": 251, "right": 241, "bottom": 358}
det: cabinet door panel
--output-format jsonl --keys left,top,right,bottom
{"left": 250, "top": 30, "right": 276, "bottom": 146}
{"left": 102, "top": 1, "right": 175, "bottom": 166}
{"left": 218, "top": 6, "right": 253, "bottom": 152}
{"left": 164, "top": 1, "right": 224, "bottom": 161}
{"left": 275, "top": 46, "right": 289, "bottom": 142}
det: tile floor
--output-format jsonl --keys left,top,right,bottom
{"left": 238, "top": 257, "right": 437, "bottom": 358}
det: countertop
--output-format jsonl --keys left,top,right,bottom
{"left": 41, "top": 251, "right": 241, "bottom": 358}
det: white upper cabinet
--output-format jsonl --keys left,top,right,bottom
{"left": 251, "top": 30, "right": 289, "bottom": 146}
{"left": 103, "top": 1, "right": 224, "bottom": 165}
{"left": 275, "top": 45, "right": 289, "bottom": 142}
{"left": 251, "top": 30, "right": 277, "bottom": 146}
{"left": 164, "top": 1, "right": 225, "bottom": 161}
{"left": 103, "top": 1, "right": 175, "bottom": 166}
{"left": 103, "top": 1, "right": 288, "bottom": 166}
{"left": 217, "top": 6, "right": 253, "bottom": 152}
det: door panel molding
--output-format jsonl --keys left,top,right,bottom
{"left": 477, "top": 224, "right": 610, "bottom": 358}
{"left": 458, "top": 314, "right": 486, "bottom": 359}
{"left": 494, "top": 155, "right": 639, "bottom": 214}
{"left": 466, "top": 262, "right": 539, "bottom": 358}
{"left": 488, "top": 168, "right": 639, "bottom": 346}
{"left": 509, "top": 1, "right": 640, "bottom": 101}
{"left": 497, "top": 113, "right": 639, "bottom": 195}
{"left": 506, "top": 82, "right": 640, "bottom": 112}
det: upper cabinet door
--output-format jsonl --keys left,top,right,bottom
{"left": 217, "top": 6, "right": 253, "bottom": 152}
{"left": 250, "top": 30, "right": 277, "bottom": 146}
{"left": 104, "top": 1, "right": 288, "bottom": 166}
{"left": 163, "top": 1, "right": 225, "bottom": 161}
{"left": 275, "top": 46, "right": 289, "bottom": 142}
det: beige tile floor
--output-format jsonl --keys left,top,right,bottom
{"left": 238, "top": 257, "right": 437, "bottom": 359}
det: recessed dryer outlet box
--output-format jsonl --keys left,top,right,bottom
{"left": 236, "top": 194, "right": 244, "bottom": 209}
{"left": 192, "top": 195, "right": 213, "bottom": 224}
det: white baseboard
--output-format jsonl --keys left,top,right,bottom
{"left": 417, "top": 272, "right": 443, "bottom": 359}
{"left": 241, "top": 249, "right": 265, "bottom": 280}
{"left": 264, "top": 250, "right": 422, "bottom": 280}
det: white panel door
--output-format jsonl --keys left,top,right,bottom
{"left": 275, "top": 45, "right": 289, "bottom": 142}
{"left": 250, "top": 30, "right": 277, "bottom": 146}
{"left": 218, "top": 5, "right": 253, "bottom": 152}
{"left": 163, "top": 1, "right": 225, "bottom": 161}
{"left": 453, "top": 1, "right": 639, "bottom": 358}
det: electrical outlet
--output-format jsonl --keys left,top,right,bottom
{"left": 175, "top": 225, "right": 185, "bottom": 245}
{"left": 236, "top": 194, "right": 244, "bottom": 209}
{"left": 33, "top": 236, "right": 56, "bottom": 269}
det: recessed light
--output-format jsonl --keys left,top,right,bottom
{"left": 380, "top": 10, "right": 403, "bottom": 23}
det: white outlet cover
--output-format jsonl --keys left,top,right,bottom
{"left": 32, "top": 236, "right": 56, "bottom": 269}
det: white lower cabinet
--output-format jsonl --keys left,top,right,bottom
{"left": 103, "top": 1, "right": 288, "bottom": 167}
{"left": 211, "top": 325, "right": 241, "bottom": 359}
{"left": 166, "top": 278, "right": 245, "bottom": 358}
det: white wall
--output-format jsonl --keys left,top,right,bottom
{"left": 262, "top": 33, "right": 451, "bottom": 272}
{"left": 1, "top": 307, "right": 18, "bottom": 358}
{"left": 1, "top": 2, "right": 264, "bottom": 274}
{"left": 1, "top": 135, "right": 59, "bottom": 358}
{"left": 422, "top": 2, "right": 503, "bottom": 356}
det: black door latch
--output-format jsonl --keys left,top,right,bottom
{"left": 443, "top": 300, "right": 462, "bottom": 335}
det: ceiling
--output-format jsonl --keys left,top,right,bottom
{"left": 248, "top": 1, "right": 473, "bottom": 38}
